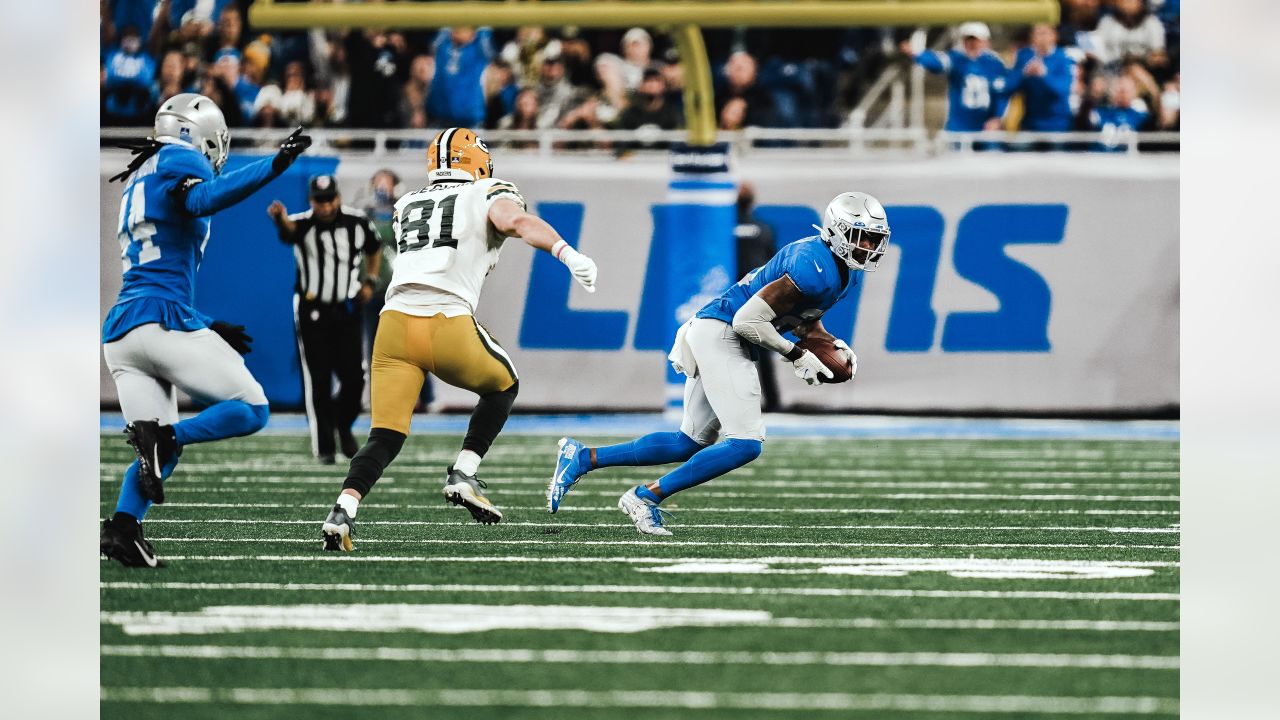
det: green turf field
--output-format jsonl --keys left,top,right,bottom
{"left": 100, "top": 431, "right": 1179, "bottom": 719}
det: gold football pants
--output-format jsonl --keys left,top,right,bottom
{"left": 370, "top": 310, "right": 518, "bottom": 435}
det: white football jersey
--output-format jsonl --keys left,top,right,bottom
{"left": 383, "top": 178, "right": 526, "bottom": 316}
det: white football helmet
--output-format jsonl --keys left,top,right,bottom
{"left": 813, "top": 191, "right": 891, "bottom": 271}
{"left": 153, "top": 93, "right": 231, "bottom": 173}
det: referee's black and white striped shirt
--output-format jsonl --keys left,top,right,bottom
{"left": 278, "top": 206, "right": 382, "bottom": 304}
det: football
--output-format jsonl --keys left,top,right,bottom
{"left": 795, "top": 335, "right": 854, "bottom": 383}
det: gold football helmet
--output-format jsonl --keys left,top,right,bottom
{"left": 427, "top": 127, "right": 494, "bottom": 184}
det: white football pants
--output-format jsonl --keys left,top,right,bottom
{"left": 679, "top": 318, "right": 766, "bottom": 444}
{"left": 103, "top": 323, "right": 268, "bottom": 424}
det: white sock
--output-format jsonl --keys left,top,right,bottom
{"left": 336, "top": 493, "right": 360, "bottom": 518}
{"left": 454, "top": 449, "right": 482, "bottom": 476}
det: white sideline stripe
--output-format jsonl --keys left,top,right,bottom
{"left": 130, "top": 554, "right": 1180, "bottom": 570}
{"left": 118, "top": 486, "right": 1182, "bottom": 502}
{"left": 149, "top": 502, "right": 1181, "bottom": 516}
{"left": 97, "top": 476, "right": 1179, "bottom": 491}
{"left": 100, "top": 581, "right": 1179, "bottom": 601}
{"left": 100, "top": 687, "right": 1179, "bottom": 714}
{"left": 99, "top": 644, "right": 1179, "bottom": 670}
{"left": 115, "top": 463, "right": 1179, "bottom": 480}
{"left": 142, "top": 537, "right": 1180, "bottom": 550}
{"left": 139, "top": 519, "right": 1180, "bottom": 534}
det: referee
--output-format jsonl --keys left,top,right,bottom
{"left": 268, "top": 175, "right": 382, "bottom": 464}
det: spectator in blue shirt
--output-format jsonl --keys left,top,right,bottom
{"left": 103, "top": 26, "right": 157, "bottom": 125}
{"left": 1006, "top": 24, "right": 1077, "bottom": 132}
{"left": 905, "top": 22, "right": 1009, "bottom": 132}
{"left": 427, "top": 27, "right": 494, "bottom": 128}
{"left": 105, "top": 0, "right": 157, "bottom": 50}
{"left": 211, "top": 49, "right": 260, "bottom": 124}
{"left": 1089, "top": 74, "right": 1150, "bottom": 151}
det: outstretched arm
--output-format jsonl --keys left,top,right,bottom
{"left": 178, "top": 127, "right": 313, "bottom": 217}
{"left": 488, "top": 197, "right": 597, "bottom": 292}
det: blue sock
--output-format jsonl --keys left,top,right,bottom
{"left": 651, "top": 438, "right": 763, "bottom": 501}
{"left": 173, "top": 402, "right": 269, "bottom": 446}
{"left": 592, "top": 431, "right": 702, "bottom": 469}
{"left": 114, "top": 453, "right": 180, "bottom": 521}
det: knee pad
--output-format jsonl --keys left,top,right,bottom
{"left": 723, "top": 437, "right": 763, "bottom": 464}
{"left": 248, "top": 404, "right": 270, "bottom": 434}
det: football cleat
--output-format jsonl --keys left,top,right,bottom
{"left": 618, "top": 488, "right": 674, "bottom": 537}
{"left": 443, "top": 466, "right": 503, "bottom": 524}
{"left": 321, "top": 504, "right": 356, "bottom": 552}
{"left": 547, "top": 437, "right": 588, "bottom": 514}
{"left": 100, "top": 515, "right": 165, "bottom": 568}
{"left": 124, "top": 420, "right": 177, "bottom": 504}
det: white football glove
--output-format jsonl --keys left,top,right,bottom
{"left": 551, "top": 240, "right": 597, "bottom": 293}
{"left": 791, "top": 349, "right": 833, "bottom": 386}
{"left": 832, "top": 338, "right": 859, "bottom": 383}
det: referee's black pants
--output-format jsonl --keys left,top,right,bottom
{"left": 295, "top": 296, "right": 365, "bottom": 458}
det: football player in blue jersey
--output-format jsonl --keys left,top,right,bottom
{"left": 548, "top": 192, "right": 890, "bottom": 535}
{"left": 905, "top": 22, "right": 1009, "bottom": 132}
{"left": 100, "top": 93, "right": 311, "bottom": 567}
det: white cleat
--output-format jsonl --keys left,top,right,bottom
{"left": 618, "top": 488, "right": 673, "bottom": 536}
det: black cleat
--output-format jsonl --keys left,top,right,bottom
{"left": 318, "top": 454, "right": 336, "bottom": 466}
{"left": 338, "top": 428, "right": 359, "bottom": 459}
{"left": 124, "top": 420, "right": 177, "bottom": 504}
{"left": 321, "top": 504, "right": 356, "bottom": 551}
{"left": 443, "top": 466, "right": 503, "bottom": 524}
{"left": 100, "top": 515, "right": 164, "bottom": 568}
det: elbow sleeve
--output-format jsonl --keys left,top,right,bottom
{"left": 732, "top": 294, "right": 795, "bottom": 356}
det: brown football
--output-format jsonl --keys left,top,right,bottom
{"left": 795, "top": 335, "right": 854, "bottom": 384}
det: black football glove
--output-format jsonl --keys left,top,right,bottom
{"left": 210, "top": 321, "right": 253, "bottom": 355}
{"left": 272, "top": 126, "right": 313, "bottom": 174}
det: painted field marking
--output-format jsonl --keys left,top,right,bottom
{"left": 100, "top": 581, "right": 1179, "bottom": 601}
{"left": 138, "top": 518, "right": 1179, "bottom": 534}
{"left": 140, "top": 537, "right": 1180, "bottom": 551}
{"left": 100, "top": 603, "right": 769, "bottom": 635}
{"left": 634, "top": 557, "right": 1160, "bottom": 580}
{"left": 133, "top": 502, "right": 1181, "bottom": 516}
{"left": 127, "top": 464, "right": 1180, "bottom": 480}
{"left": 99, "top": 643, "right": 1178, "bottom": 670}
{"left": 114, "top": 554, "right": 1180, "bottom": 571}
{"left": 110, "top": 484, "right": 1181, "bottom": 503}
{"left": 97, "top": 476, "right": 1178, "bottom": 492}
{"left": 99, "top": 686, "right": 1179, "bottom": 714}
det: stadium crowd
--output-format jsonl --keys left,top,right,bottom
{"left": 102, "top": 0, "right": 1179, "bottom": 136}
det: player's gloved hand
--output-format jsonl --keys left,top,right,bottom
{"left": 832, "top": 338, "right": 859, "bottom": 383}
{"left": 272, "top": 126, "right": 313, "bottom": 174}
{"left": 211, "top": 321, "right": 254, "bottom": 355}
{"left": 551, "top": 239, "right": 597, "bottom": 293}
{"left": 792, "top": 350, "right": 833, "bottom": 386}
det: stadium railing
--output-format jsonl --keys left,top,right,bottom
{"left": 100, "top": 127, "right": 1180, "bottom": 157}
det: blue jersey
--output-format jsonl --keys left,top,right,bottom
{"left": 1006, "top": 47, "right": 1076, "bottom": 132}
{"left": 916, "top": 49, "right": 1009, "bottom": 131}
{"left": 426, "top": 28, "right": 494, "bottom": 127}
{"left": 103, "top": 143, "right": 279, "bottom": 343}
{"left": 697, "top": 237, "right": 857, "bottom": 332}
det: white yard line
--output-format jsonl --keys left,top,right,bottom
{"left": 99, "top": 581, "right": 1179, "bottom": 601}
{"left": 117, "top": 554, "right": 1181, "bottom": 569}
{"left": 138, "top": 519, "right": 1179, "bottom": 533}
{"left": 140, "top": 537, "right": 1180, "bottom": 550}
{"left": 137, "top": 502, "right": 1181, "bottom": 516}
{"left": 99, "top": 687, "right": 1179, "bottom": 714}
{"left": 115, "top": 485, "right": 1181, "bottom": 502}
{"left": 98, "top": 644, "right": 1178, "bottom": 669}
{"left": 97, "top": 477, "right": 1178, "bottom": 491}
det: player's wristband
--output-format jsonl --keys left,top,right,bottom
{"left": 782, "top": 344, "right": 804, "bottom": 362}
{"left": 550, "top": 239, "right": 576, "bottom": 263}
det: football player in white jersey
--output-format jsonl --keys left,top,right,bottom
{"left": 321, "top": 127, "right": 598, "bottom": 550}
